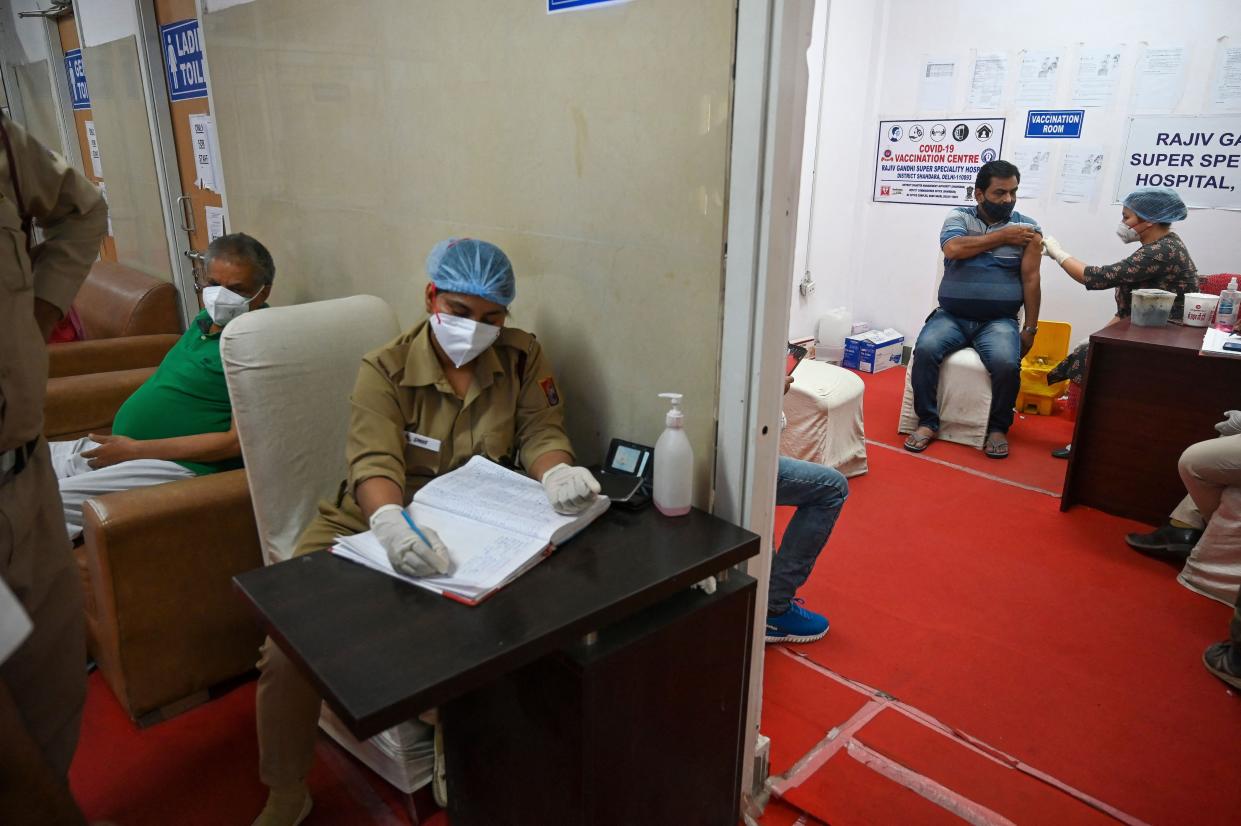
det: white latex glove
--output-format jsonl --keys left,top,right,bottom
{"left": 369, "top": 504, "right": 452, "bottom": 577}
{"left": 1215, "top": 410, "right": 1241, "bottom": 437}
{"left": 541, "top": 463, "right": 601, "bottom": 515}
{"left": 1041, "top": 235, "right": 1071, "bottom": 265}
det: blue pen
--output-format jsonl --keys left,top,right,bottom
{"left": 400, "top": 509, "right": 434, "bottom": 548}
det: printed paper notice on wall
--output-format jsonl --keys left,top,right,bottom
{"left": 873, "top": 117, "right": 1005, "bottom": 206}
{"left": 547, "top": 0, "right": 632, "bottom": 13}
{"left": 189, "top": 114, "right": 218, "bottom": 191}
{"left": 1116, "top": 115, "right": 1241, "bottom": 210}
{"left": 1014, "top": 49, "right": 1061, "bottom": 108}
{"left": 1208, "top": 45, "right": 1241, "bottom": 113}
{"left": 1056, "top": 146, "right": 1105, "bottom": 204}
{"left": 1008, "top": 145, "right": 1052, "bottom": 200}
{"left": 204, "top": 206, "right": 226, "bottom": 243}
{"left": 917, "top": 56, "right": 956, "bottom": 111}
{"left": 1130, "top": 46, "right": 1186, "bottom": 112}
{"left": 98, "top": 182, "right": 114, "bottom": 237}
{"left": 1071, "top": 46, "right": 1123, "bottom": 108}
{"left": 84, "top": 120, "right": 103, "bottom": 178}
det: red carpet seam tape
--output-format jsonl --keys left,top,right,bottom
{"left": 766, "top": 698, "right": 888, "bottom": 797}
{"left": 772, "top": 647, "right": 1150, "bottom": 826}
{"left": 846, "top": 739, "right": 1018, "bottom": 826}
{"left": 865, "top": 439, "right": 1060, "bottom": 498}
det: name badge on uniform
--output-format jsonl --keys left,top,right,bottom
{"left": 406, "top": 432, "right": 441, "bottom": 452}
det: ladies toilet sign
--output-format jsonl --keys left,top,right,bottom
{"left": 161, "top": 19, "right": 207, "bottom": 102}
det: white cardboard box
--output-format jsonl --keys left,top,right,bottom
{"left": 843, "top": 328, "right": 904, "bottom": 373}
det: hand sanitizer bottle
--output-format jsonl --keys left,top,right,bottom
{"left": 1216, "top": 277, "right": 1240, "bottom": 331}
{"left": 653, "top": 393, "right": 693, "bottom": 517}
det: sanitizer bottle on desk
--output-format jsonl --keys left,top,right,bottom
{"left": 654, "top": 392, "right": 692, "bottom": 517}
{"left": 1216, "top": 277, "right": 1240, "bottom": 331}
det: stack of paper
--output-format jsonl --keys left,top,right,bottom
{"left": 333, "top": 456, "right": 610, "bottom": 604}
{"left": 1200, "top": 326, "right": 1241, "bottom": 359}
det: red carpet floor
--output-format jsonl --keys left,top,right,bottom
{"left": 70, "top": 672, "right": 443, "bottom": 825}
{"left": 761, "top": 368, "right": 1241, "bottom": 825}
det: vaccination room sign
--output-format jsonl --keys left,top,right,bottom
{"left": 873, "top": 117, "right": 1006, "bottom": 205}
{"left": 1118, "top": 115, "right": 1241, "bottom": 210}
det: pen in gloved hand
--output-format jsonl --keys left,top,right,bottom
{"left": 400, "top": 509, "right": 435, "bottom": 549}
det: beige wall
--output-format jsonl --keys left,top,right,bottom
{"left": 204, "top": 0, "right": 734, "bottom": 496}
{"left": 83, "top": 36, "right": 172, "bottom": 281}
{"left": 10, "top": 59, "right": 60, "bottom": 150}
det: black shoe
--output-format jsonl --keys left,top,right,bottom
{"left": 1203, "top": 641, "right": 1241, "bottom": 691}
{"left": 1124, "top": 522, "right": 1202, "bottom": 560}
{"left": 1051, "top": 444, "right": 1071, "bottom": 459}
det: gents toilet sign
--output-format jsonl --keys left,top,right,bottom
{"left": 63, "top": 49, "right": 90, "bottom": 110}
{"left": 161, "top": 18, "right": 207, "bottom": 102}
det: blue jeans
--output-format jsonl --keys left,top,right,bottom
{"left": 911, "top": 308, "right": 1021, "bottom": 434}
{"left": 770, "top": 456, "right": 848, "bottom": 613}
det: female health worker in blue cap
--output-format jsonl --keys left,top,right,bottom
{"left": 1039, "top": 187, "right": 1199, "bottom": 458}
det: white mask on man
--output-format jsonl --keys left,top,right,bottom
{"left": 202, "top": 285, "right": 254, "bottom": 327}
{"left": 1116, "top": 222, "right": 1142, "bottom": 244}
{"left": 429, "top": 312, "right": 501, "bottom": 367}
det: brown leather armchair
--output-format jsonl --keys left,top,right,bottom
{"left": 81, "top": 470, "right": 263, "bottom": 724}
{"left": 44, "top": 361, "right": 263, "bottom": 724}
{"left": 48, "top": 261, "right": 182, "bottom": 380}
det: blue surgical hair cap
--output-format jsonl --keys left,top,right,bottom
{"left": 1123, "top": 187, "right": 1188, "bottom": 224}
{"left": 425, "top": 238, "right": 516, "bottom": 307}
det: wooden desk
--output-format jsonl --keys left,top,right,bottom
{"left": 234, "top": 506, "right": 760, "bottom": 825}
{"left": 1061, "top": 321, "right": 1241, "bottom": 525}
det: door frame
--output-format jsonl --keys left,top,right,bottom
{"left": 716, "top": 0, "right": 816, "bottom": 809}
{"left": 40, "top": 7, "right": 85, "bottom": 173}
{"left": 127, "top": 0, "right": 206, "bottom": 323}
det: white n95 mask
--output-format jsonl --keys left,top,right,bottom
{"left": 430, "top": 312, "right": 501, "bottom": 368}
{"left": 1116, "top": 222, "right": 1142, "bottom": 244}
{"left": 202, "top": 285, "right": 253, "bottom": 327}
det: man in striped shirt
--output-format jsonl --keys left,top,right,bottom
{"left": 904, "top": 160, "right": 1042, "bottom": 459}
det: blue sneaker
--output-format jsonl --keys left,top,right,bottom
{"left": 765, "top": 598, "right": 829, "bottom": 644}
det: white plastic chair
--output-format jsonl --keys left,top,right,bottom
{"left": 220, "top": 295, "right": 434, "bottom": 793}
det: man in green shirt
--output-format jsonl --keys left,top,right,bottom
{"left": 50, "top": 233, "right": 274, "bottom": 538}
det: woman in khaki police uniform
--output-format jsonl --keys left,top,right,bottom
{"left": 253, "top": 238, "right": 599, "bottom": 826}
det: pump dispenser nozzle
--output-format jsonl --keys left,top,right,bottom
{"left": 658, "top": 393, "right": 684, "bottom": 428}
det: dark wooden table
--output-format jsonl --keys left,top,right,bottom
{"left": 1061, "top": 320, "right": 1241, "bottom": 525}
{"left": 234, "top": 506, "right": 760, "bottom": 825}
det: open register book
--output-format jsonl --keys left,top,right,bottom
{"left": 332, "top": 455, "right": 610, "bottom": 605}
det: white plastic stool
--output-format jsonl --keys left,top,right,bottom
{"left": 898, "top": 348, "right": 992, "bottom": 449}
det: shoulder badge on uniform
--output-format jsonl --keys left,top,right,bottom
{"left": 539, "top": 377, "right": 560, "bottom": 407}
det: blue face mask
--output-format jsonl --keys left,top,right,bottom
{"left": 980, "top": 199, "right": 1015, "bottom": 222}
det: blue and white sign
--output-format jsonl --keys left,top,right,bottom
{"left": 548, "top": 0, "right": 632, "bottom": 13}
{"left": 63, "top": 49, "right": 90, "bottom": 110}
{"left": 1117, "top": 114, "right": 1241, "bottom": 210}
{"left": 160, "top": 18, "right": 207, "bottom": 102}
{"left": 1025, "top": 110, "right": 1084, "bottom": 139}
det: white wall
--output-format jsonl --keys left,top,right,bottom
{"left": 792, "top": 0, "right": 1241, "bottom": 348}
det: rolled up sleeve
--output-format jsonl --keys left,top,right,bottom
{"left": 515, "top": 340, "right": 575, "bottom": 470}
{"left": 939, "top": 210, "right": 968, "bottom": 248}
{"left": 10, "top": 118, "right": 107, "bottom": 312}
{"left": 345, "top": 358, "right": 407, "bottom": 496}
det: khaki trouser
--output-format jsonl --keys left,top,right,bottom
{"left": 0, "top": 440, "right": 86, "bottom": 779}
{"left": 255, "top": 637, "right": 323, "bottom": 788}
{"left": 1170, "top": 434, "right": 1241, "bottom": 530}
{"left": 255, "top": 499, "right": 365, "bottom": 788}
